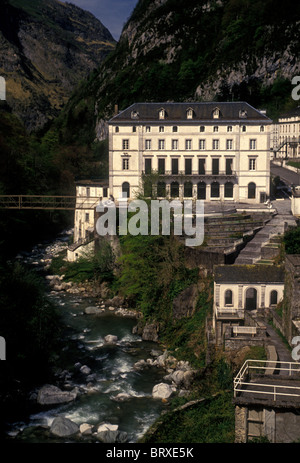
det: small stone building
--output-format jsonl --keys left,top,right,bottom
{"left": 213, "top": 264, "right": 285, "bottom": 345}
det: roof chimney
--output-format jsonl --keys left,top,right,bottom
{"left": 114, "top": 104, "right": 119, "bottom": 116}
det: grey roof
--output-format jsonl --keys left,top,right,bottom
{"left": 110, "top": 102, "right": 272, "bottom": 124}
{"left": 279, "top": 106, "right": 300, "bottom": 119}
{"left": 214, "top": 264, "right": 285, "bottom": 284}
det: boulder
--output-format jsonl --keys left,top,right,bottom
{"left": 104, "top": 335, "right": 118, "bottom": 344}
{"left": 85, "top": 306, "right": 102, "bottom": 315}
{"left": 80, "top": 365, "right": 91, "bottom": 375}
{"left": 79, "top": 423, "right": 93, "bottom": 435}
{"left": 97, "top": 430, "right": 128, "bottom": 443}
{"left": 37, "top": 385, "right": 77, "bottom": 405}
{"left": 50, "top": 416, "right": 79, "bottom": 437}
{"left": 97, "top": 423, "right": 119, "bottom": 433}
{"left": 152, "top": 383, "right": 174, "bottom": 399}
{"left": 142, "top": 323, "right": 159, "bottom": 342}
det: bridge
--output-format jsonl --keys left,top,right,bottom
{"left": 0, "top": 195, "right": 100, "bottom": 210}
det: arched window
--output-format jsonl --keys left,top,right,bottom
{"left": 122, "top": 182, "right": 130, "bottom": 199}
{"left": 144, "top": 179, "right": 152, "bottom": 197}
{"left": 224, "top": 182, "right": 234, "bottom": 198}
{"left": 157, "top": 181, "right": 166, "bottom": 197}
{"left": 248, "top": 182, "right": 256, "bottom": 199}
{"left": 211, "top": 181, "right": 220, "bottom": 198}
{"left": 197, "top": 182, "right": 206, "bottom": 200}
{"left": 171, "top": 181, "right": 179, "bottom": 198}
{"left": 184, "top": 181, "right": 193, "bottom": 198}
{"left": 270, "top": 290, "right": 278, "bottom": 306}
{"left": 225, "top": 289, "right": 233, "bottom": 305}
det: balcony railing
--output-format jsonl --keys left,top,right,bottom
{"left": 216, "top": 307, "right": 244, "bottom": 319}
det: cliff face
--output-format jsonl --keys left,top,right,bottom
{"left": 77, "top": 0, "right": 299, "bottom": 141}
{"left": 0, "top": 0, "right": 116, "bottom": 131}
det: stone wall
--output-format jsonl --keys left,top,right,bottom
{"left": 283, "top": 255, "right": 300, "bottom": 344}
{"left": 235, "top": 406, "right": 247, "bottom": 443}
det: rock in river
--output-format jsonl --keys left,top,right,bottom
{"left": 152, "top": 383, "right": 175, "bottom": 399}
{"left": 50, "top": 416, "right": 79, "bottom": 437}
{"left": 37, "top": 385, "right": 77, "bottom": 405}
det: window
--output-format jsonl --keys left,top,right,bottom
{"left": 122, "top": 182, "right": 130, "bottom": 198}
{"left": 158, "top": 158, "right": 165, "bottom": 174}
{"left": 212, "top": 158, "right": 219, "bottom": 175}
{"left": 171, "top": 181, "right": 179, "bottom": 197}
{"left": 157, "top": 182, "right": 166, "bottom": 197}
{"left": 226, "top": 139, "right": 233, "bottom": 150}
{"left": 185, "top": 159, "right": 192, "bottom": 175}
{"left": 172, "top": 126, "right": 178, "bottom": 132}
{"left": 145, "top": 158, "right": 152, "bottom": 174}
{"left": 171, "top": 158, "right": 178, "bottom": 175}
{"left": 199, "top": 139, "right": 206, "bottom": 150}
{"left": 85, "top": 213, "right": 89, "bottom": 222}
{"left": 132, "top": 126, "right": 136, "bottom": 132}
{"left": 260, "top": 125, "right": 265, "bottom": 132}
{"left": 198, "top": 159, "right": 205, "bottom": 175}
{"left": 225, "top": 289, "right": 233, "bottom": 305}
{"left": 226, "top": 158, "right": 233, "bottom": 175}
{"left": 248, "top": 182, "right": 256, "bottom": 199}
{"left": 146, "top": 126, "right": 151, "bottom": 132}
{"left": 249, "top": 158, "right": 256, "bottom": 171}
{"left": 242, "top": 125, "right": 246, "bottom": 132}
{"left": 187, "top": 108, "right": 194, "bottom": 119}
{"left": 197, "top": 181, "right": 206, "bottom": 199}
{"left": 213, "top": 139, "right": 219, "bottom": 150}
{"left": 184, "top": 181, "right": 193, "bottom": 197}
{"left": 270, "top": 290, "right": 278, "bottom": 306}
{"left": 172, "top": 139, "right": 178, "bottom": 150}
{"left": 115, "top": 126, "right": 119, "bottom": 133}
{"left": 158, "top": 139, "right": 165, "bottom": 150}
{"left": 213, "top": 108, "right": 220, "bottom": 119}
{"left": 122, "top": 158, "right": 129, "bottom": 170}
{"left": 122, "top": 139, "right": 129, "bottom": 150}
{"left": 227, "top": 126, "right": 233, "bottom": 132}
{"left": 185, "top": 139, "right": 192, "bottom": 150}
{"left": 159, "top": 126, "right": 164, "bottom": 133}
{"left": 224, "top": 182, "right": 233, "bottom": 198}
{"left": 200, "top": 126, "right": 205, "bottom": 132}
{"left": 145, "top": 139, "right": 151, "bottom": 150}
{"left": 213, "top": 126, "right": 219, "bottom": 132}
{"left": 211, "top": 181, "right": 220, "bottom": 198}
{"left": 250, "top": 139, "right": 256, "bottom": 150}
{"left": 86, "top": 187, "right": 90, "bottom": 197}
{"left": 159, "top": 109, "right": 165, "bottom": 119}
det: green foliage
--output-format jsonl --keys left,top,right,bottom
{"left": 284, "top": 226, "right": 300, "bottom": 254}
{"left": 142, "top": 392, "right": 235, "bottom": 443}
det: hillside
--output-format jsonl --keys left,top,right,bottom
{"left": 0, "top": 0, "right": 116, "bottom": 131}
{"left": 53, "top": 0, "right": 299, "bottom": 149}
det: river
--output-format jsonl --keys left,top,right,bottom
{"left": 6, "top": 232, "right": 167, "bottom": 443}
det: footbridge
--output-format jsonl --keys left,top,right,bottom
{"left": 0, "top": 195, "right": 100, "bottom": 210}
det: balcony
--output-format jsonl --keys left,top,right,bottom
{"left": 215, "top": 306, "right": 244, "bottom": 320}
{"left": 142, "top": 170, "right": 237, "bottom": 180}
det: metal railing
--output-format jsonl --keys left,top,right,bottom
{"left": 233, "top": 326, "right": 256, "bottom": 336}
{"left": 142, "top": 170, "right": 236, "bottom": 178}
{"left": 234, "top": 359, "right": 300, "bottom": 401}
{"left": 216, "top": 307, "right": 244, "bottom": 318}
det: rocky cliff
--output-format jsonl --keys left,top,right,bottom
{"left": 0, "top": 0, "right": 116, "bottom": 131}
{"left": 61, "top": 0, "right": 299, "bottom": 145}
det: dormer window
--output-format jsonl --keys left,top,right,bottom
{"left": 213, "top": 108, "right": 221, "bottom": 119}
{"left": 159, "top": 108, "right": 166, "bottom": 120}
{"left": 131, "top": 110, "right": 139, "bottom": 119}
{"left": 239, "top": 109, "right": 248, "bottom": 119}
{"left": 187, "top": 108, "right": 194, "bottom": 119}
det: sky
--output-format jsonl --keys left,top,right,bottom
{"left": 65, "top": 0, "right": 139, "bottom": 40}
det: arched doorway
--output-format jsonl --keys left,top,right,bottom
{"left": 245, "top": 288, "right": 257, "bottom": 310}
{"left": 184, "top": 181, "right": 193, "bottom": 198}
{"left": 171, "top": 181, "right": 179, "bottom": 198}
{"left": 122, "top": 182, "right": 130, "bottom": 198}
{"left": 211, "top": 181, "right": 220, "bottom": 198}
{"left": 248, "top": 182, "right": 256, "bottom": 199}
{"left": 157, "top": 181, "right": 166, "bottom": 197}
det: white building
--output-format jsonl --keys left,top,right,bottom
{"left": 108, "top": 102, "right": 272, "bottom": 204}
{"left": 67, "top": 180, "right": 109, "bottom": 262}
{"left": 213, "top": 264, "right": 285, "bottom": 344}
{"left": 272, "top": 106, "right": 300, "bottom": 159}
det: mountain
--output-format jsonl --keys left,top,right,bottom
{"left": 0, "top": 0, "right": 116, "bottom": 131}
{"left": 54, "top": 0, "right": 299, "bottom": 149}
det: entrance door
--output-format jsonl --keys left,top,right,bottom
{"left": 245, "top": 288, "right": 257, "bottom": 310}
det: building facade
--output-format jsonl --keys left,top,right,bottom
{"left": 271, "top": 106, "right": 300, "bottom": 158}
{"left": 108, "top": 102, "right": 272, "bottom": 203}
